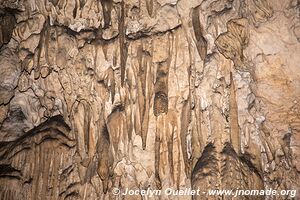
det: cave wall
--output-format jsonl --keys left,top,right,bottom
{"left": 0, "top": 0, "right": 299, "bottom": 199}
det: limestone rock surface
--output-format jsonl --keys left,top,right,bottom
{"left": 0, "top": 0, "right": 299, "bottom": 199}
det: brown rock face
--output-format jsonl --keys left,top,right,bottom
{"left": 0, "top": 0, "right": 299, "bottom": 199}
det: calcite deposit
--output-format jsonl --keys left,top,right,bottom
{"left": 0, "top": 0, "right": 299, "bottom": 199}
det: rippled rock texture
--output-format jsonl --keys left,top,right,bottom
{"left": 0, "top": 0, "right": 299, "bottom": 199}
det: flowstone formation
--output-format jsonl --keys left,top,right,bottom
{"left": 0, "top": 0, "right": 299, "bottom": 199}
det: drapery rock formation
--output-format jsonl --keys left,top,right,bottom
{"left": 0, "top": 0, "right": 299, "bottom": 199}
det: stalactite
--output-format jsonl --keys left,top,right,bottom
{"left": 119, "top": 1, "right": 128, "bottom": 87}
{"left": 34, "top": 23, "right": 46, "bottom": 80}
{"left": 155, "top": 117, "right": 162, "bottom": 190}
{"left": 167, "top": 126, "right": 175, "bottom": 182}
{"left": 229, "top": 72, "right": 241, "bottom": 155}
{"left": 96, "top": 67, "right": 115, "bottom": 104}
{"left": 97, "top": 124, "right": 113, "bottom": 193}
{"left": 71, "top": 100, "right": 92, "bottom": 161}
{"left": 145, "top": 0, "right": 154, "bottom": 17}
{"left": 192, "top": 6, "right": 207, "bottom": 61}
{"left": 153, "top": 60, "right": 170, "bottom": 117}
{"left": 165, "top": 110, "right": 178, "bottom": 184}
{"left": 100, "top": 0, "right": 113, "bottom": 29}
{"left": 136, "top": 43, "right": 147, "bottom": 149}
{"left": 153, "top": 34, "right": 172, "bottom": 117}
{"left": 191, "top": 100, "right": 203, "bottom": 167}
{"left": 180, "top": 98, "right": 191, "bottom": 177}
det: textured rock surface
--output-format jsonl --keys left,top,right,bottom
{"left": 0, "top": 0, "right": 299, "bottom": 199}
